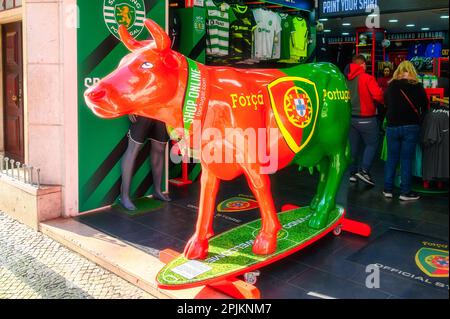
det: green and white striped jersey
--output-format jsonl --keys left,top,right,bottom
{"left": 205, "top": 0, "right": 234, "bottom": 56}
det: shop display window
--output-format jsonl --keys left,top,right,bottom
{"left": 385, "top": 31, "right": 447, "bottom": 73}
{"left": 169, "top": 0, "right": 316, "bottom": 68}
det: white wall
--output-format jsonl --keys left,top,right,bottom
{"left": 24, "top": 0, "right": 78, "bottom": 217}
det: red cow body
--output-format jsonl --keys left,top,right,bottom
{"left": 85, "top": 20, "right": 351, "bottom": 260}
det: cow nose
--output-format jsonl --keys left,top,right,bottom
{"left": 86, "top": 88, "right": 106, "bottom": 102}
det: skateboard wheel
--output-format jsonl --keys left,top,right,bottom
{"left": 333, "top": 225, "right": 342, "bottom": 236}
{"left": 244, "top": 271, "right": 260, "bottom": 285}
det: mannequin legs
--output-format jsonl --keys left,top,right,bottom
{"left": 120, "top": 138, "right": 142, "bottom": 211}
{"left": 120, "top": 138, "right": 171, "bottom": 211}
{"left": 151, "top": 140, "right": 171, "bottom": 202}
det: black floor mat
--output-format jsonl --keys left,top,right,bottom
{"left": 348, "top": 229, "right": 448, "bottom": 298}
{"left": 76, "top": 163, "right": 448, "bottom": 299}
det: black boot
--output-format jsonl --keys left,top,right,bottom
{"left": 151, "top": 140, "right": 171, "bottom": 202}
{"left": 120, "top": 138, "right": 143, "bottom": 210}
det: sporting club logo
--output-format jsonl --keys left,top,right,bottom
{"left": 415, "top": 248, "right": 449, "bottom": 278}
{"left": 103, "top": 0, "right": 146, "bottom": 40}
{"left": 194, "top": 16, "right": 205, "bottom": 34}
{"left": 217, "top": 196, "right": 259, "bottom": 213}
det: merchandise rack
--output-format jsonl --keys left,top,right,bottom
{"left": 356, "top": 27, "right": 386, "bottom": 76}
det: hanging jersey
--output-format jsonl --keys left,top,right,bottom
{"left": 421, "top": 108, "right": 449, "bottom": 180}
{"left": 230, "top": 5, "right": 256, "bottom": 59}
{"left": 279, "top": 13, "right": 293, "bottom": 60}
{"left": 270, "top": 12, "right": 282, "bottom": 59}
{"left": 291, "top": 17, "right": 309, "bottom": 61}
{"left": 205, "top": 0, "right": 234, "bottom": 56}
{"left": 425, "top": 43, "right": 442, "bottom": 59}
{"left": 407, "top": 43, "right": 426, "bottom": 60}
{"left": 252, "top": 8, "right": 282, "bottom": 60}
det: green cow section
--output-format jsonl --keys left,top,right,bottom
{"left": 157, "top": 206, "right": 344, "bottom": 288}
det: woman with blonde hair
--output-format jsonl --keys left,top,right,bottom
{"left": 383, "top": 61, "right": 428, "bottom": 201}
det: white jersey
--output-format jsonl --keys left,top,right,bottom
{"left": 271, "top": 12, "right": 282, "bottom": 59}
{"left": 252, "top": 8, "right": 282, "bottom": 60}
{"left": 205, "top": 0, "right": 231, "bottom": 56}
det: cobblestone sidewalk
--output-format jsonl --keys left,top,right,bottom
{"left": 0, "top": 212, "right": 155, "bottom": 299}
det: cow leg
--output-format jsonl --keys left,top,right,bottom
{"left": 309, "top": 150, "right": 346, "bottom": 229}
{"left": 184, "top": 166, "right": 220, "bottom": 260}
{"left": 310, "top": 157, "right": 330, "bottom": 211}
{"left": 243, "top": 167, "right": 281, "bottom": 255}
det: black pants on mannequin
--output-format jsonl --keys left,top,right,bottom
{"left": 120, "top": 116, "right": 171, "bottom": 211}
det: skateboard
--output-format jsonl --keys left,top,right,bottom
{"left": 156, "top": 205, "right": 371, "bottom": 298}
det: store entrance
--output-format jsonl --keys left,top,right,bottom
{"left": 2, "top": 21, "right": 24, "bottom": 163}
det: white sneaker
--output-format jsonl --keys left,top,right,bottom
{"left": 399, "top": 193, "right": 420, "bottom": 201}
{"left": 383, "top": 190, "right": 393, "bottom": 198}
{"left": 356, "top": 170, "right": 375, "bottom": 186}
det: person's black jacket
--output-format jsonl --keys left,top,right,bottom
{"left": 384, "top": 79, "right": 429, "bottom": 127}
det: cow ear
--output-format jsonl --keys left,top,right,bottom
{"left": 163, "top": 52, "right": 181, "bottom": 70}
{"left": 144, "top": 19, "right": 171, "bottom": 52}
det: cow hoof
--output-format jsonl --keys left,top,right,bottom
{"left": 252, "top": 232, "right": 277, "bottom": 255}
{"left": 184, "top": 236, "right": 209, "bottom": 260}
{"left": 308, "top": 212, "right": 329, "bottom": 230}
{"left": 206, "top": 229, "right": 215, "bottom": 240}
{"left": 310, "top": 196, "right": 320, "bottom": 211}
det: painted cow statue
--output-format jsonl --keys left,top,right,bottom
{"left": 85, "top": 20, "right": 352, "bottom": 260}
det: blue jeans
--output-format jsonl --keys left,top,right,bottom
{"left": 349, "top": 117, "right": 380, "bottom": 174}
{"left": 384, "top": 125, "right": 421, "bottom": 194}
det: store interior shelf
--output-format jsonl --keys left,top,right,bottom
{"left": 329, "top": 42, "right": 356, "bottom": 45}
{"left": 389, "top": 38, "right": 445, "bottom": 42}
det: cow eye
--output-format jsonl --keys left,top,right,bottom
{"left": 141, "top": 62, "right": 154, "bottom": 69}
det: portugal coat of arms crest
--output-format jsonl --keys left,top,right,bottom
{"left": 416, "top": 248, "right": 449, "bottom": 278}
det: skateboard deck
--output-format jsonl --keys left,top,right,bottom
{"left": 156, "top": 206, "right": 345, "bottom": 290}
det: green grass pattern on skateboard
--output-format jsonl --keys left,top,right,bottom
{"left": 157, "top": 206, "right": 344, "bottom": 287}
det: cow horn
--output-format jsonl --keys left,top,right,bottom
{"left": 144, "top": 19, "right": 171, "bottom": 51}
{"left": 118, "top": 25, "right": 148, "bottom": 51}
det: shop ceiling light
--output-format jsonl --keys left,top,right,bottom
{"left": 406, "top": 24, "right": 415, "bottom": 27}
{"left": 388, "top": 19, "right": 399, "bottom": 23}
{"left": 421, "top": 27, "right": 430, "bottom": 31}
{"left": 342, "top": 32, "right": 350, "bottom": 35}
{"left": 319, "top": 18, "right": 328, "bottom": 21}
{"left": 324, "top": 29, "right": 331, "bottom": 33}
{"left": 440, "top": 15, "right": 449, "bottom": 19}
{"left": 342, "top": 23, "right": 351, "bottom": 26}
